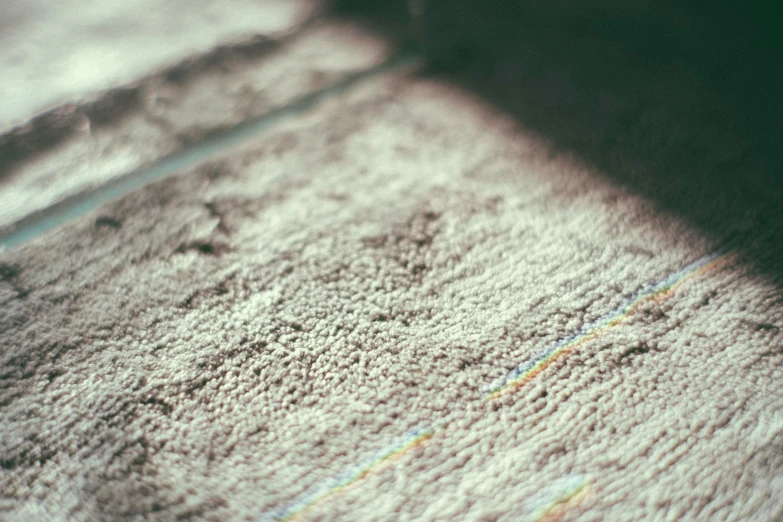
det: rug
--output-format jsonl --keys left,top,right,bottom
{"left": 2, "top": 68, "right": 782, "bottom": 520}
{"left": 2, "top": 4, "right": 783, "bottom": 521}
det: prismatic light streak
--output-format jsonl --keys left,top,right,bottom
{"left": 258, "top": 427, "right": 435, "bottom": 521}
{"left": 523, "top": 474, "right": 592, "bottom": 521}
{"left": 259, "top": 244, "right": 736, "bottom": 520}
{"left": 485, "top": 246, "right": 735, "bottom": 401}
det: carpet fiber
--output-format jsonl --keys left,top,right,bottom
{"left": 2, "top": 66, "right": 782, "bottom": 520}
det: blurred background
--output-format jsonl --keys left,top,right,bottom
{"left": 2, "top": 0, "right": 782, "bottom": 278}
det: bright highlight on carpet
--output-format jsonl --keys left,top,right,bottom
{"left": 484, "top": 245, "right": 736, "bottom": 401}
{"left": 521, "top": 474, "right": 592, "bottom": 521}
{"left": 257, "top": 427, "right": 435, "bottom": 521}
{"left": 260, "top": 245, "right": 735, "bottom": 520}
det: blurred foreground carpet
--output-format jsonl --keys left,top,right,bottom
{"left": 1, "top": 1, "right": 782, "bottom": 521}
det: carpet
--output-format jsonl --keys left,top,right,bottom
{"left": 2, "top": 69, "right": 782, "bottom": 520}
{"left": 2, "top": 4, "right": 783, "bottom": 521}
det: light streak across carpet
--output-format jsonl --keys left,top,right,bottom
{"left": 521, "top": 474, "right": 592, "bottom": 521}
{"left": 259, "top": 243, "right": 736, "bottom": 520}
{"left": 485, "top": 245, "right": 735, "bottom": 400}
{"left": 257, "top": 426, "right": 435, "bottom": 521}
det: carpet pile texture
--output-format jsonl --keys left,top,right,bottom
{"left": 1, "top": 4, "right": 782, "bottom": 521}
{"left": 2, "top": 72, "right": 782, "bottom": 520}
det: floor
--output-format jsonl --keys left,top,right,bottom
{"left": 1, "top": 2, "right": 782, "bottom": 521}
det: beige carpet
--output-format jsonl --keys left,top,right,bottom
{"left": 2, "top": 4, "right": 783, "bottom": 522}
{"left": 2, "top": 70, "right": 782, "bottom": 520}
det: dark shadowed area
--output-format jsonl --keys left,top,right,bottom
{"left": 336, "top": 0, "right": 783, "bottom": 286}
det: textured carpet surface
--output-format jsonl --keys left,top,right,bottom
{"left": 2, "top": 68, "right": 782, "bottom": 520}
{"left": 2, "top": 2, "right": 783, "bottom": 520}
